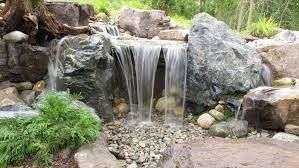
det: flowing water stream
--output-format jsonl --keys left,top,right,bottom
{"left": 91, "top": 24, "right": 120, "bottom": 36}
{"left": 164, "top": 46, "right": 187, "bottom": 126}
{"left": 112, "top": 39, "right": 188, "bottom": 126}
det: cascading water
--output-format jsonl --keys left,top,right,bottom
{"left": 113, "top": 40, "right": 161, "bottom": 125}
{"left": 261, "top": 63, "right": 272, "bottom": 86}
{"left": 133, "top": 45, "right": 161, "bottom": 124}
{"left": 47, "top": 37, "right": 68, "bottom": 91}
{"left": 91, "top": 23, "right": 120, "bottom": 36}
{"left": 112, "top": 39, "right": 188, "bottom": 126}
{"left": 113, "top": 45, "right": 138, "bottom": 123}
{"left": 164, "top": 46, "right": 187, "bottom": 126}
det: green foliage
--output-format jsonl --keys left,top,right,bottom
{"left": 31, "top": 0, "right": 41, "bottom": 8}
{"left": 291, "top": 79, "right": 296, "bottom": 86}
{"left": 249, "top": 17, "right": 279, "bottom": 38}
{"left": 141, "top": 0, "right": 200, "bottom": 19}
{"left": 66, "top": 0, "right": 109, "bottom": 13}
{"left": 99, "top": 7, "right": 111, "bottom": 16}
{"left": 290, "top": 1, "right": 299, "bottom": 30}
{"left": 171, "top": 15, "right": 192, "bottom": 28}
{"left": 0, "top": 91, "right": 101, "bottom": 167}
{"left": 223, "top": 106, "right": 235, "bottom": 121}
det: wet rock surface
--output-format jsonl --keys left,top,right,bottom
{"left": 243, "top": 86, "right": 299, "bottom": 129}
{"left": 0, "top": 104, "right": 39, "bottom": 118}
{"left": 161, "top": 138, "right": 299, "bottom": 168}
{"left": 51, "top": 34, "right": 114, "bottom": 121}
{"left": 187, "top": 13, "right": 261, "bottom": 112}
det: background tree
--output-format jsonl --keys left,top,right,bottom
{"left": 247, "top": 0, "right": 255, "bottom": 31}
{"left": 237, "top": 0, "right": 247, "bottom": 31}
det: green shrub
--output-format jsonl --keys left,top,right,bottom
{"left": 223, "top": 106, "right": 235, "bottom": 121}
{"left": 171, "top": 15, "right": 192, "bottom": 28}
{"left": 0, "top": 91, "right": 101, "bottom": 167}
{"left": 249, "top": 17, "right": 279, "bottom": 38}
{"left": 141, "top": 0, "right": 199, "bottom": 19}
{"left": 99, "top": 7, "right": 111, "bottom": 16}
{"left": 31, "top": 0, "right": 41, "bottom": 8}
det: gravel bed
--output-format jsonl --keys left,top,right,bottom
{"left": 103, "top": 114, "right": 208, "bottom": 168}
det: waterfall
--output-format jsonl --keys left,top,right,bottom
{"left": 164, "top": 46, "right": 187, "bottom": 126}
{"left": 113, "top": 45, "right": 138, "bottom": 123}
{"left": 91, "top": 24, "right": 120, "bottom": 36}
{"left": 261, "top": 63, "right": 272, "bottom": 86}
{"left": 112, "top": 39, "right": 187, "bottom": 126}
{"left": 47, "top": 37, "right": 68, "bottom": 91}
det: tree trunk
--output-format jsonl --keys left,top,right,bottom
{"left": 279, "top": 0, "right": 290, "bottom": 27}
{"left": 247, "top": 0, "right": 255, "bottom": 31}
{"left": 237, "top": 0, "right": 247, "bottom": 31}
{"left": 0, "top": 0, "right": 90, "bottom": 43}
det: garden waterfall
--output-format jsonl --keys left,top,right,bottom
{"left": 112, "top": 40, "right": 188, "bottom": 126}
{"left": 48, "top": 28, "right": 188, "bottom": 126}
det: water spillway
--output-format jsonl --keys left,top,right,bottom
{"left": 91, "top": 23, "right": 120, "bottom": 36}
{"left": 112, "top": 39, "right": 188, "bottom": 126}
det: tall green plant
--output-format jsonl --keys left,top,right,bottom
{"left": 249, "top": 17, "right": 279, "bottom": 38}
{"left": 0, "top": 91, "right": 101, "bottom": 167}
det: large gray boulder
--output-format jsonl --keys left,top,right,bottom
{"left": 50, "top": 34, "right": 114, "bottom": 122}
{"left": 119, "top": 8, "right": 170, "bottom": 38}
{"left": 187, "top": 13, "right": 262, "bottom": 112}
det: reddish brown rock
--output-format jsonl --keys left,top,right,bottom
{"left": 0, "top": 42, "right": 49, "bottom": 82}
{"left": 259, "top": 43, "right": 299, "bottom": 79}
{"left": 46, "top": 1, "right": 94, "bottom": 27}
{"left": 161, "top": 138, "right": 299, "bottom": 168}
{"left": 158, "top": 29, "right": 188, "bottom": 41}
{"left": 74, "top": 134, "right": 125, "bottom": 168}
{"left": 119, "top": 8, "right": 170, "bottom": 38}
{"left": 242, "top": 87, "right": 299, "bottom": 130}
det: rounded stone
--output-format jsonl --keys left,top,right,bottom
{"left": 285, "top": 124, "right": 299, "bottom": 136}
{"left": 197, "top": 113, "right": 216, "bottom": 129}
{"left": 174, "top": 106, "right": 184, "bottom": 117}
{"left": 3, "top": 31, "right": 29, "bottom": 43}
{"left": 218, "top": 100, "right": 226, "bottom": 105}
{"left": 215, "top": 104, "right": 225, "bottom": 113}
{"left": 14, "top": 81, "right": 33, "bottom": 91}
{"left": 117, "top": 103, "right": 129, "bottom": 114}
{"left": 33, "top": 80, "right": 45, "bottom": 91}
{"left": 155, "top": 97, "right": 177, "bottom": 113}
{"left": 209, "top": 109, "right": 224, "bottom": 121}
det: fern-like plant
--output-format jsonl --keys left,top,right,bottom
{"left": 0, "top": 91, "right": 101, "bottom": 167}
{"left": 249, "top": 17, "right": 279, "bottom": 38}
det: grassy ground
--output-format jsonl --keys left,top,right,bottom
{"left": 66, "top": 0, "right": 192, "bottom": 27}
